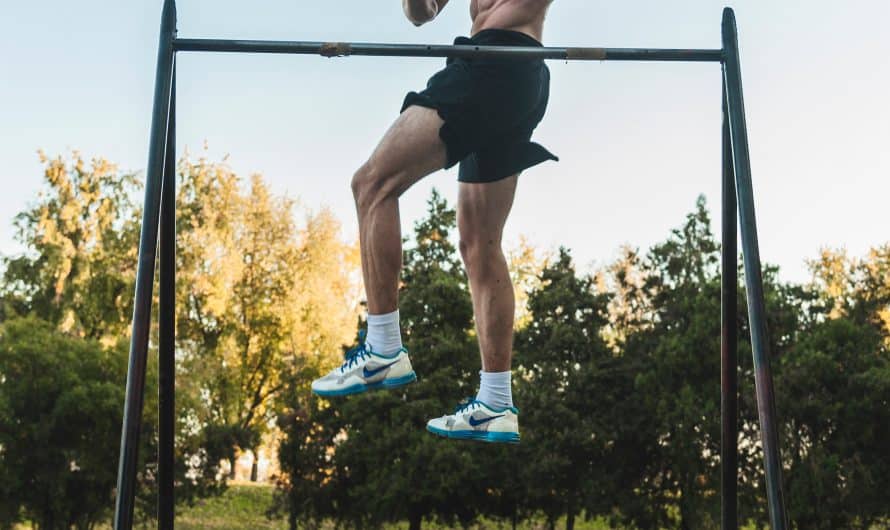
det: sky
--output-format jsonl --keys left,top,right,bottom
{"left": 1, "top": 1, "right": 888, "bottom": 284}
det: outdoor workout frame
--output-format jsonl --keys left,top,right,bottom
{"left": 114, "top": 2, "right": 789, "bottom": 529}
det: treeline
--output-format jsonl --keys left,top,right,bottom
{"left": 0, "top": 152, "right": 888, "bottom": 529}
{"left": 274, "top": 192, "right": 890, "bottom": 530}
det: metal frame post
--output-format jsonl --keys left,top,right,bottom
{"left": 158, "top": 67, "right": 177, "bottom": 530}
{"left": 113, "top": 0, "right": 176, "bottom": 528}
{"left": 722, "top": 8, "right": 788, "bottom": 530}
{"left": 720, "top": 75, "right": 739, "bottom": 530}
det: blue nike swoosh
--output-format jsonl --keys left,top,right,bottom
{"left": 363, "top": 360, "right": 398, "bottom": 378}
{"left": 468, "top": 415, "right": 505, "bottom": 427}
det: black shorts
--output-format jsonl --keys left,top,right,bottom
{"left": 401, "top": 29, "right": 558, "bottom": 184}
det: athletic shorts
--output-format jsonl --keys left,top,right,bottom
{"left": 401, "top": 28, "right": 559, "bottom": 184}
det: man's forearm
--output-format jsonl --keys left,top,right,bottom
{"left": 403, "top": 0, "right": 447, "bottom": 26}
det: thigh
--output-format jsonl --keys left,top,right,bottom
{"left": 457, "top": 174, "right": 519, "bottom": 244}
{"left": 363, "top": 105, "right": 448, "bottom": 195}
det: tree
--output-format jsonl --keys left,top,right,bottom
{"left": 616, "top": 197, "right": 724, "bottom": 529}
{"left": 598, "top": 244, "right": 652, "bottom": 350}
{"left": 775, "top": 245, "right": 890, "bottom": 528}
{"left": 777, "top": 315, "right": 890, "bottom": 529}
{"left": 176, "top": 154, "right": 361, "bottom": 481}
{"left": 507, "top": 235, "right": 551, "bottom": 330}
{"left": 809, "top": 245, "right": 890, "bottom": 343}
{"left": 0, "top": 317, "right": 138, "bottom": 529}
{"left": 0, "top": 152, "right": 223, "bottom": 527}
{"left": 173, "top": 153, "right": 244, "bottom": 479}
{"left": 1, "top": 151, "right": 140, "bottom": 343}
{"left": 177, "top": 159, "right": 300, "bottom": 479}
{"left": 514, "top": 248, "right": 648, "bottom": 530}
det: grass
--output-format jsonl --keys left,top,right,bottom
{"left": 31, "top": 484, "right": 887, "bottom": 529}
{"left": 12, "top": 482, "right": 614, "bottom": 530}
{"left": 171, "top": 482, "right": 621, "bottom": 530}
{"left": 12, "top": 483, "right": 289, "bottom": 530}
{"left": 173, "top": 482, "right": 619, "bottom": 529}
{"left": 174, "top": 481, "right": 287, "bottom": 530}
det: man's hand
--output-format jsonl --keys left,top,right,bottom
{"left": 403, "top": 0, "right": 449, "bottom": 26}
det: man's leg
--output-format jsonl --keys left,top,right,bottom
{"left": 311, "top": 106, "right": 447, "bottom": 396}
{"left": 424, "top": 175, "right": 521, "bottom": 442}
{"left": 457, "top": 175, "right": 518, "bottom": 375}
{"left": 352, "top": 106, "right": 448, "bottom": 315}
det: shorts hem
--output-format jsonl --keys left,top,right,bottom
{"left": 457, "top": 142, "right": 559, "bottom": 184}
{"left": 401, "top": 93, "right": 466, "bottom": 169}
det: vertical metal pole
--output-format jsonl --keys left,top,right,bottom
{"left": 114, "top": 1, "right": 176, "bottom": 529}
{"left": 158, "top": 67, "right": 176, "bottom": 530}
{"left": 721, "top": 8, "right": 788, "bottom": 530}
{"left": 720, "top": 76, "right": 739, "bottom": 530}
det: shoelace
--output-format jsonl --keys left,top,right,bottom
{"left": 453, "top": 397, "right": 481, "bottom": 414}
{"left": 340, "top": 330, "right": 372, "bottom": 372}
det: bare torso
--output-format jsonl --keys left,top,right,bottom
{"left": 470, "top": 0, "right": 552, "bottom": 42}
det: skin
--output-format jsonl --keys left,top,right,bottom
{"left": 354, "top": 1, "right": 552, "bottom": 372}
{"left": 404, "top": 0, "right": 551, "bottom": 41}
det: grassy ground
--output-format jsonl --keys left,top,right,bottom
{"left": 13, "top": 483, "right": 289, "bottom": 530}
{"left": 172, "top": 482, "right": 617, "bottom": 529}
{"left": 172, "top": 482, "right": 618, "bottom": 530}
{"left": 11, "top": 482, "right": 616, "bottom": 529}
{"left": 25, "top": 483, "right": 852, "bottom": 529}
{"left": 175, "top": 482, "right": 287, "bottom": 530}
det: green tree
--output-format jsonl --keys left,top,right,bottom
{"left": 271, "top": 363, "right": 337, "bottom": 530}
{"left": 777, "top": 316, "right": 890, "bottom": 529}
{"left": 0, "top": 317, "right": 140, "bottom": 529}
{"left": 619, "top": 197, "right": 724, "bottom": 529}
{"left": 775, "top": 245, "right": 890, "bottom": 528}
{"left": 514, "top": 248, "right": 649, "bottom": 530}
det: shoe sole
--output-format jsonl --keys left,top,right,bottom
{"left": 312, "top": 371, "right": 417, "bottom": 397}
{"left": 426, "top": 424, "right": 520, "bottom": 444}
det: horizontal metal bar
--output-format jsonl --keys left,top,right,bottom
{"left": 172, "top": 38, "right": 724, "bottom": 62}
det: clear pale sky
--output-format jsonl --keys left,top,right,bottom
{"left": 1, "top": 1, "right": 888, "bottom": 283}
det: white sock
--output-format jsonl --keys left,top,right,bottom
{"left": 365, "top": 309, "right": 403, "bottom": 356}
{"left": 476, "top": 370, "right": 513, "bottom": 410}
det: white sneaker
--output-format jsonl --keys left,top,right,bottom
{"left": 311, "top": 331, "right": 416, "bottom": 397}
{"left": 426, "top": 398, "right": 520, "bottom": 444}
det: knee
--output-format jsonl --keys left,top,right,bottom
{"left": 459, "top": 233, "right": 503, "bottom": 276}
{"left": 351, "top": 162, "right": 401, "bottom": 213}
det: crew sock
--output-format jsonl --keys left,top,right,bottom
{"left": 365, "top": 309, "right": 403, "bottom": 356}
{"left": 476, "top": 370, "right": 513, "bottom": 410}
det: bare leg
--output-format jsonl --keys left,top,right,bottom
{"left": 457, "top": 175, "right": 519, "bottom": 372}
{"left": 352, "top": 106, "right": 448, "bottom": 314}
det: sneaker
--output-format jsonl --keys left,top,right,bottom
{"left": 311, "top": 331, "right": 416, "bottom": 397}
{"left": 426, "top": 398, "right": 520, "bottom": 444}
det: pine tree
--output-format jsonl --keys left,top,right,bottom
{"left": 514, "top": 247, "right": 642, "bottom": 530}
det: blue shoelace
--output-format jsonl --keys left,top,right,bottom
{"left": 454, "top": 397, "right": 481, "bottom": 414}
{"left": 341, "top": 330, "right": 372, "bottom": 371}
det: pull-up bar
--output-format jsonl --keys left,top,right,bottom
{"left": 113, "top": 2, "right": 790, "bottom": 530}
{"left": 173, "top": 38, "right": 724, "bottom": 62}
